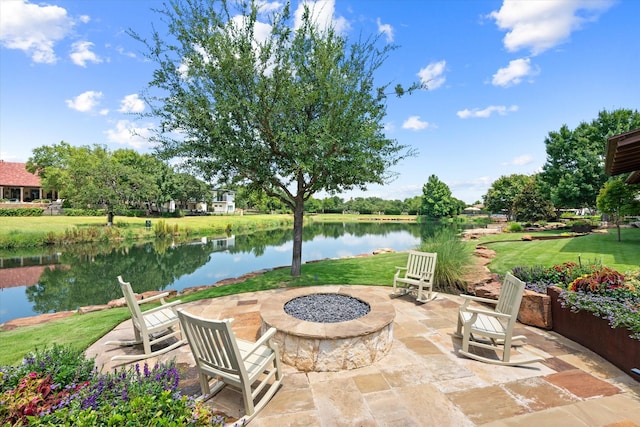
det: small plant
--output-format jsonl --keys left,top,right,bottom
{"left": 506, "top": 222, "right": 523, "bottom": 232}
{"left": 419, "top": 228, "right": 472, "bottom": 294}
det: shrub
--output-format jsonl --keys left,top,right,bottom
{"left": 419, "top": 228, "right": 472, "bottom": 294}
{"left": 511, "top": 261, "right": 600, "bottom": 294}
{"left": 506, "top": 222, "right": 523, "bottom": 232}
{"left": 0, "top": 208, "right": 44, "bottom": 217}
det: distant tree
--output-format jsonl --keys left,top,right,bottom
{"left": 403, "top": 195, "right": 422, "bottom": 215}
{"left": 133, "top": 0, "right": 418, "bottom": 276}
{"left": 539, "top": 109, "right": 640, "bottom": 210}
{"left": 483, "top": 174, "right": 532, "bottom": 220}
{"left": 321, "top": 196, "right": 344, "bottom": 213}
{"left": 421, "top": 175, "right": 458, "bottom": 219}
{"left": 172, "top": 173, "right": 212, "bottom": 211}
{"left": 512, "top": 179, "right": 555, "bottom": 223}
{"left": 596, "top": 178, "right": 640, "bottom": 241}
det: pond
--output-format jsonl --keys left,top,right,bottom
{"left": 0, "top": 221, "right": 457, "bottom": 324}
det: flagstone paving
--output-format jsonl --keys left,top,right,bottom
{"left": 86, "top": 286, "right": 640, "bottom": 426}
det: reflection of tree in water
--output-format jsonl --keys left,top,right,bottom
{"left": 25, "top": 241, "right": 214, "bottom": 314}
{"left": 22, "top": 222, "right": 439, "bottom": 314}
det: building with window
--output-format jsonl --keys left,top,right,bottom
{"left": 0, "top": 161, "right": 57, "bottom": 202}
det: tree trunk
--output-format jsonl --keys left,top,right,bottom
{"left": 107, "top": 211, "right": 114, "bottom": 226}
{"left": 290, "top": 199, "right": 304, "bottom": 276}
{"left": 617, "top": 224, "right": 621, "bottom": 242}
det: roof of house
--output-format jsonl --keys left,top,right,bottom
{"left": 605, "top": 128, "right": 640, "bottom": 184}
{"left": 0, "top": 161, "right": 41, "bottom": 187}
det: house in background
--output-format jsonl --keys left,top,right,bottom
{"left": 211, "top": 189, "right": 235, "bottom": 214}
{"left": 0, "top": 161, "right": 58, "bottom": 202}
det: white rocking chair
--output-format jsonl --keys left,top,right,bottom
{"left": 455, "top": 273, "right": 543, "bottom": 366}
{"left": 177, "top": 308, "right": 283, "bottom": 423}
{"left": 392, "top": 250, "right": 438, "bottom": 302}
{"left": 105, "top": 276, "right": 185, "bottom": 361}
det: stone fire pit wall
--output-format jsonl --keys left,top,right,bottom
{"left": 260, "top": 286, "right": 395, "bottom": 372}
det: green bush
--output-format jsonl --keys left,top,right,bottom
{"left": 0, "top": 208, "right": 44, "bottom": 217}
{"left": 506, "top": 222, "right": 523, "bottom": 232}
{"left": 419, "top": 228, "right": 472, "bottom": 294}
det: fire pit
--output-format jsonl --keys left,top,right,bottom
{"left": 260, "top": 286, "right": 395, "bottom": 372}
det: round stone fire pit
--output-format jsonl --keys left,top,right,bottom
{"left": 260, "top": 286, "right": 395, "bottom": 372}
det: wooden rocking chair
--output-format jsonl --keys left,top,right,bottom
{"left": 105, "top": 276, "right": 185, "bottom": 361}
{"left": 455, "top": 273, "right": 543, "bottom": 366}
{"left": 177, "top": 308, "right": 283, "bottom": 423}
{"left": 392, "top": 250, "right": 438, "bottom": 302}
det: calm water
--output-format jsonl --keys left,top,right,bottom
{"left": 0, "top": 222, "right": 454, "bottom": 323}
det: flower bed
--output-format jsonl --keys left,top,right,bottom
{"left": 0, "top": 344, "right": 231, "bottom": 426}
{"left": 512, "top": 262, "right": 640, "bottom": 381}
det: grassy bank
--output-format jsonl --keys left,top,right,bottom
{"left": 0, "top": 214, "right": 295, "bottom": 249}
{"left": 476, "top": 228, "right": 640, "bottom": 273}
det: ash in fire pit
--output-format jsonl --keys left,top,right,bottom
{"left": 284, "top": 293, "right": 370, "bottom": 323}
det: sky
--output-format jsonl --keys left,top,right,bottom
{"left": 1, "top": 0, "right": 639, "bottom": 205}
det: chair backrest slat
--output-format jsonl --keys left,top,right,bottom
{"left": 178, "top": 310, "right": 245, "bottom": 377}
{"left": 118, "top": 277, "right": 144, "bottom": 327}
{"left": 496, "top": 273, "right": 525, "bottom": 324}
{"left": 406, "top": 251, "right": 437, "bottom": 280}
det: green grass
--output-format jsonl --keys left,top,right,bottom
{"left": 0, "top": 214, "right": 295, "bottom": 249}
{"left": 476, "top": 228, "right": 640, "bottom": 274}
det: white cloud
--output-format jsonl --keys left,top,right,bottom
{"left": 376, "top": 18, "right": 393, "bottom": 42}
{"left": 294, "top": 0, "right": 350, "bottom": 34}
{"left": 118, "top": 94, "right": 145, "bottom": 113}
{"left": 256, "top": 1, "right": 283, "bottom": 13}
{"left": 489, "top": 0, "right": 614, "bottom": 55}
{"left": 502, "top": 154, "right": 533, "bottom": 166}
{"left": 65, "top": 90, "right": 103, "bottom": 112}
{"left": 457, "top": 105, "right": 519, "bottom": 119}
{"left": 70, "top": 41, "right": 102, "bottom": 67}
{"left": 116, "top": 46, "right": 136, "bottom": 58}
{"left": 79, "top": 15, "right": 90, "bottom": 24}
{"left": 492, "top": 57, "right": 539, "bottom": 87}
{"left": 0, "top": 0, "right": 74, "bottom": 64}
{"left": 105, "top": 120, "right": 154, "bottom": 149}
{"left": 402, "top": 116, "right": 429, "bottom": 130}
{"left": 417, "top": 60, "right": 446, "bottom": 90}
{"left": 383, "top": 122, "right": 395, "bottom": 132}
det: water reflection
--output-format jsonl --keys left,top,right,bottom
{"left": 0, "top": 222, "right": 457, "bottom": 323}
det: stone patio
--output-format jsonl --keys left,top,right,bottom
{"left": 86, "top": 285, "right": 640, "bottom": 426}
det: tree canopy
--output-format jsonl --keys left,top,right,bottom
{"left": 596, "top": 178, "right": 640, "bottom": 241}
{"left": 512, "top": 178, "right": 555, "bottom": 223}
{"left": 539, "top": 109, "right": 640, "bottom": 210}
{"left": 133, "top": 0, "right": 416, "bottom": 275}
{"left": 421, "top": 175, "right": 462, "bottom": 219}
{"left": 26, "top": 142, "right": 209, "bottom": 223}
{"left": 483, "top": 174, "right": 532, "bottom": 220}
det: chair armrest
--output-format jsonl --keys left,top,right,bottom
{"left": 461, "top": 306, "right": 512, "bottom": 319}
{"left": 141, "top": 299, "right": 182, "bottom": 315}
{"left": 459, "top": 294, "right": 498, "bottom": 305}
{"left": 395, "top": 267, "right": 407, "bottom": 272}
{"left": 137, "top": 292, "right": 170, "bottom": 305}
{"left": 243, "top": 327, "right": 277, "bottom": 360}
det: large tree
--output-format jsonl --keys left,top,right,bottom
{"left": 539, "top": 109, "right": 640, "bottom": 210}
{"left": 133, "top": 0, "right": 416, "bottom": 275}
{"left": 421, "top": 175, "right": 458, "bottom": 219}
{"left": 483, "top": 174, "right": 532, "bottom": 220}
{"left": 596, "top": 178, "right": 640, "bottom": 242}
{"left": 512, "top": 178, "right": 555, "bottom": 223}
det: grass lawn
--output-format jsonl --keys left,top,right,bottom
{"left": 476, "top": 227, "right": 640, "bottom": 273}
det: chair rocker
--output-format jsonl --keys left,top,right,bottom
{"left": 455, "top": 272, "right": 543, "bottom": 366}
{"left": 392, "top": 250, "right": 438, "bottom": 303}
{"left": 177, "top": 308, "right": 283, "bottom": 423}
{"left": 105, "top": 276, "right": 185, "bottom": 361}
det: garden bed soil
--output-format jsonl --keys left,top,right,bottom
{"left": 547, "top": 286, "right": 640, "bottom": 381}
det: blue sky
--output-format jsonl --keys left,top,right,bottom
{"left": 1, "top": 0, "right": 639, "bottom": 204}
